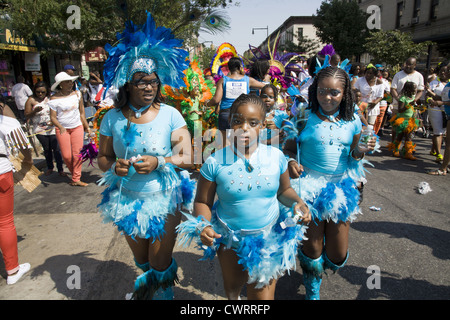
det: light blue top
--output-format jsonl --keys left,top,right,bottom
{"left": 99, "top": 103, "right": 186, "bottom": 193}
{"left": 443, "top": 82, "right": 450, "bottom": 115}
{"left": 201, "top": 144, "right": 288, "bottom": 230}
{"left": 299, "top": 112, "right": 362, "bottom": 175}
{"left": 220, "top": 75, "right": 250, "bottom": 110}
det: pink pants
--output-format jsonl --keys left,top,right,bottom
{"left": 0, "top": 171, "right": 19, "bottom": 275}
{"left": 56, "top": 125, "right": 84, "bottom": 183}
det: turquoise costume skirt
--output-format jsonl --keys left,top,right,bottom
{"left": 177, "top": 204, "right": 308, "bottom": 289}
{"left": 97, "top": 166, "right": 196, "bottom": 240}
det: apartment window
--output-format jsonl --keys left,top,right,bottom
{"left": 429, "top": 0, "right": 439, "bottom": 20}
{"left": 297, "top": 27, "right": 304, "bottom": 39}
{"left": 396, "top": 1, "right": 404, "bottom": 28}
{"left": 413, "top": 0, "right": 421, "bottom": 18}
{"left": 287, "top": 31, "right": 293, "bottom": 42}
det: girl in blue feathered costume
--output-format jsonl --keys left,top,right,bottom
{"left": 177, "top": 94, "right": 311, "bottom": 300}
{"left": 283, "top": 66, "right": 377, "bottom": 300}
{"left": 96, "top": 12, "right": 196, "bottom": 300}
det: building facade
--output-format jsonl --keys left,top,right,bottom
{"left": 256, "top": 16, "right": 324, "bottom": 56}
{"left": 354, "top": 0, "right": 450, "bottom": 67}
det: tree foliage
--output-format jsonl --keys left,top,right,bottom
{"left": 364, "top": 30, "right": 434, "bottom": 68}
{"left": 0, "top": 0, "right": 234, "bottom": 55}
{"left": 197, "top": 45, "right": 216, "bottom": 70}
{"left": 313, "top": 0, "right": 369, "bottom": 59}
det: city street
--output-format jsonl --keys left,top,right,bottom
{"left": 1, "top": 131, "right": 449, "bottom": 300}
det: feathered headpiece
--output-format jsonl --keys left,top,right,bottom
{"left": 318, "top": 44, "right": 336, "bottom": 57}
{"left": 210, "top": 42, "right": 242, "bottom": 81}
{"left": 247, "top": 31, "right": 307, "bottom": 89}
{"left": 163, "top": 56, "right": 215, "bottom": 105}
{"left": 102, "top": 11, "right": 190, "bottom": 96}
{"left": 314, "top": 44, "right": 352, "bottom": 76}
{"left": 198, "top": 9, "right": 231, "bottom": 35}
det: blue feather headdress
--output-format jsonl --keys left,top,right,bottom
{"left": 102, "top": 11, "right": 190, "bottom": 96}
{"left": 314, "top": 44, "right": 352, "bottom": 76}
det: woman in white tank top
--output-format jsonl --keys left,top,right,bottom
{"left": 48, "top": 72, "right": 91, "bottom": 186}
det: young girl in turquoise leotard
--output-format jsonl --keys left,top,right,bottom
{"left": 177, "top": 94, "right": 311, "bottom": 300}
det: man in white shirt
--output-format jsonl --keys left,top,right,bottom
{"left": 11, "top": 76, "right": 32, "bottom": 123}
{"left": 389, "top": 57, "right": 424, "bottom": 143}
{"left": 391, "top": 57, "right": 424, "bottom": 108}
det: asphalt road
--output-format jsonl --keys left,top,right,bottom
{"left": 1, "top": 130, "right": 449, "bottom": 300}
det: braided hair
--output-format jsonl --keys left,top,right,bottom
{"left": 308, "top": 66, "right": 355, "bottom": 121}
{"left": 229, "top": 93, "right": 266, "bottom": 122}
{"left": 261, "top": 84, "right": 278, "bottom": 101}
{"left": 401, "top": 81, "right": 417, "bottom": 98}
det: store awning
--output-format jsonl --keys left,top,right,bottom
{"left": 0, "top": 27, "right": 38, "bottom": 52}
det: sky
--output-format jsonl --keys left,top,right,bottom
{"left": 198, "top": 0, "right": 323, "bottom": 55}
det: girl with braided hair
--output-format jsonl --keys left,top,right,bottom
{"left": 178, "top": 93, "right": 311, "bottom": 300}
{"left": 284, "top": 66, "right": 377, "bottom": 299}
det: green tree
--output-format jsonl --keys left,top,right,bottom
{"left": 313, "top": 0, "right": 369, "bottom": 59}
{"left": 198, "top": 45, "right": 216, "bottom": 70}
{"left": 0, "top": 0, "right": 234, "bottom": 55}
{"left": 364, "top": 29, "right": 434, "bottom": 68}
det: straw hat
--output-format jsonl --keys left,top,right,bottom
{"left": 51, "top": 71, "right": 79, "bottom": 91}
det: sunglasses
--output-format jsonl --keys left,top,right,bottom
{"left": 133, "top": 78, "right": 160, "bottom": 90}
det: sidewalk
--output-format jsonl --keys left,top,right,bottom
{"left": 1, "top": 150, "right": 226, "bottom": 300}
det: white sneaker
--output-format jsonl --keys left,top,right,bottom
{"left": 125, "top": 293, "right": 134, "bottom": 300}
{"left": 7, "top": 263, "right": 31, "bottom": 285}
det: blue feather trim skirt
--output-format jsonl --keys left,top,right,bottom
{"left": 97, "top": 168, "right": 196, "bottom": 240}
{"left": 177, "top": 205, "right": 308, "bottom": 289}
{"left": 291, "top": 165, "right": 363, "bottom": 223}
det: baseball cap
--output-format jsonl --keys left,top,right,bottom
{"left": 64, "top": 64, "right": 76, "bottom": 71}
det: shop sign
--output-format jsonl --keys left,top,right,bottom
{"left": 0, "top": 28, "right": 38, "bottom": 52}
{"left": 25, "top": 52, "right": 41, "bottom": 71}
{"left": 85, "top": 47, "right": 106, "bottom": 62}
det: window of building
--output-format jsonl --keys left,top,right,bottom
{"left": 413, "top": 0, "right": 421, "bottom": 18}
{"left": 297, "top": 27, "right": 304, "bottom": 40}
{"left": 429, "top": 0, "right": 439, "bottom": 20}
{"left": 396, "top": 1, "right": 404, "bottom": 28}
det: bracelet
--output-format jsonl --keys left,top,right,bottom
{"left": 195, "top": 220, "right": 212, "bottom": 236}
{"left": 156, "top": 156, "right": 166, "bottom": 171}
{"left": 287, "top": 158, "right": 297, "bottom": 164}
{"left": 111, "top": 162, "right": 118, "bottom": 175}
{"left": 351, "top": 148, "right": 365, "bottom": 161}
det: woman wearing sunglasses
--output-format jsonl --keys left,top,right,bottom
{"left": 96, "top": 13, "right": 194, "bottom": 300}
